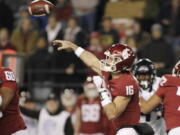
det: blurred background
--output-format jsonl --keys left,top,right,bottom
{"left": 1, "top": 0, "right": 179, "bottom": 101}
{"left": 0, "top": 0, "right": 179, "bottom": 100}
{"left": 1, "top": 0, "right": 179, "bottom": 134}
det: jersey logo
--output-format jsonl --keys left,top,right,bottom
{"left": 4, "top": 71, "right": 16, "bottom": 81}
{"left": 122, "top": 48, "right": 131, "bottom": 60}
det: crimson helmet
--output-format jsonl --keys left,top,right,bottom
{"left": 172, "top": 61, "right": 180, "bottom": 77}
{"left": 100, "top": 43, "right": 136, "bottom": 73}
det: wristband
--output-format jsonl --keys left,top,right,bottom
{"left": 74, "top": 47, "right": 84, "bottom": 57}
{"left": 0, "top": 95, "right": 2, "bottom": 105}
{"left": 99, "top": 89, "right": 112, "bottom": 106}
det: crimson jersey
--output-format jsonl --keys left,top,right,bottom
{"left": 77, "top": 96, "right": 106, "bottom": 134}
{"left": 0, "top": 67, "right": 26, "bottom": 135}
{"left": 102, "top": 71, "right": 140, "bottom": 129}
{"left": 156, "top": 74, "right": 180, "bottom": 130}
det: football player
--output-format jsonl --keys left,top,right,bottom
{"left": 75, "top": 76, "right": 108, "bottom": 135}
{"left": 60, "top": 88, "right": 77, "bottom": 133}
{"left": 132, "top": 58, "right": 167, "bottom": 135}
{"left": 52, "top": 40, "right": 143, "bottom": 135}
{"left": 21, "top": 92, "right": 74, "bottom": 135}
{"left": 140, "top": 61, "right": 180, "bottom": 135}
{"left": 0, "top": 68, "right": 27, "bottom": 135}
{"left": 20, "top": 91, "right": 38, "bottom": 135}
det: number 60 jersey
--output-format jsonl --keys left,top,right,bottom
{"left": 102, "top": 71, "right": 140, "bottom": 129}
{"left": 0, "top": 68, "right": 26, "bottom": 135}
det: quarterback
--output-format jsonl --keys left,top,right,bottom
{"left": 53, "top": 40, "right": 143, "bottom": 135}
{"left": 0, "top": 67, "right": 27, "bottom": 135}
{"left": 140, "top": 61, "right": 180, "bottom": 135}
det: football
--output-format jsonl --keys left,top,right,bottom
{"left": 28, "top": 0, "right": 54, "bottom": 16}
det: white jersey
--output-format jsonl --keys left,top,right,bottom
{"left": 38, "top": 108, "right": 70, "bottom": 135}
{"left": 22, "top": 115, "right": 38, "bottom": 135}
{"left": 139, "top": 77, "right": 167, "bottom": 135}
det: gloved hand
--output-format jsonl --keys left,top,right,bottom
{"left": 92, "top": 76, "right": 106, "bottom": 91}
{"left": 93, "top": 76, "right": 112, "bottom": 106}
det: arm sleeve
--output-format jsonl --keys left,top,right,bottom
{"left": 20, "top": 106, "right": 40, "bottom": 119}
{"left": 64, "top": 116, "right": 74, "bottom": 135}
{"left": 155, "top": 87, "right": 165, "bottom": 99}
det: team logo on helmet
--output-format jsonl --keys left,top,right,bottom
{"left": 100, "top": 43, "right": 136, "bottom": 73}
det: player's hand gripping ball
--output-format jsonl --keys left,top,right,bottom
{"left": 28, "top": 0, "right": 54, "bottom": 16}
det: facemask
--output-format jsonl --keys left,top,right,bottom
{"left": 139, "top": 80, "right": 149, "bottom": 90}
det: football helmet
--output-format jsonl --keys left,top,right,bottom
{"left": 132, "top": 58, "right": 156, "bottom": 90}
{"left": 83, "top": 76, "right": 98, "bottom": 99}
{"left": 100, "top": 43, "right": 136, "bottom": 73}
{"left": 172, "top": 61, "right": 180, "bottom": 77}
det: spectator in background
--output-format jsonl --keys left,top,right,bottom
{"left": 159, "top": 0, "right": 180, "bottom": 61}
{"left": 27, "top": 36, "right": 54, "bottom": 85}
{"left": 38, "top": 93, "right": 73, "bottom": 135}
{"left": 95, "top": 0, "right": 109, "bottom": 30}
{"left": 138, "top": 24, "right": 175, "bottom": 76}
{"left": 0, "top": 28, "right": 17, "bottom": 69}
{"left": 53, "top": 48, "right": 86, "bottom": 91}
{"left": 159, "top": 0, "right": 180, "bottom": 36}
{"left": 15, "top": 5, "right": 30, "bottom": 27}
{"left": 86, "top": 32, "right": 106, "bottom": 75}
{"left": 20, "top": 91, "right": 38, "bottom": 135}
{"left": 43, "top": 14, "right": 64, "bottom": 43}
{"left": 64, "top": 17, "right": 87, "bottom": 47}
{"left": 87, "top": 32, "right": 105, "bottom": 59}
{"left": 142, "top": 0, "right": 162, "bottom": 31}
{"left": 60, "top": 89, "right": 77, "bottom": 132}
{"left": 99, "top": 16, "right": 119, "bottom": 46}
{"left": 11, "top": 17, "right": 39, "bottom": 55}
{"left": 20, "top": 92, "right": 74, "bottom": 135}
{"left": 55, "top": 0, "right": 73, "bottom": 23}
{"left": 0, "top": 0, "right": 14, "bottom": 31}
{"left": 71, "top": 0, "right": 99, "bottom": 32}
{"left": 132, "top": 21, "right": 150, "bottom": 49}
{"left": 61, "top": 89, "right": 77, "bottom": 114}
{"left": 125, "top": 36, "right": 138, "bottom": 53}
{"left": 0, "top": 28, "right": 16, "bottom": 50}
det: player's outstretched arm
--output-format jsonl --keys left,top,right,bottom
{"left": 53, "top": 40, "right": 102, "bottom": 75}
{"left": 140, "top": 94, "right": 162, "bottom": 114}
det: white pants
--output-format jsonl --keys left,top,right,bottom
{"left": 168, "top": 127, "right": 180, "bottom": 135}
{"left": 116, "top": 128, "right": 139, "bottom": 135}
{"left": 11, "top": 129, "right": 28, "bottom": 135}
